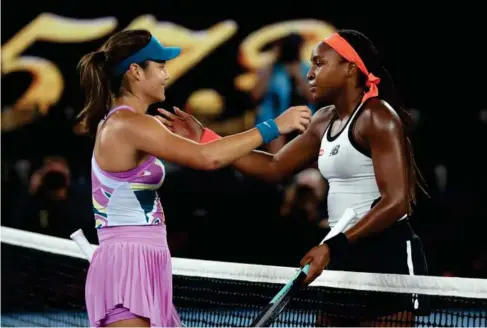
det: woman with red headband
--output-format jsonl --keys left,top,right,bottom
{"left": 158, "top": 29, "right": 428, "bottom": 325}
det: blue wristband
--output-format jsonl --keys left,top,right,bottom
{"left": 256, "top": 119, "right": 280, "bottom": 144}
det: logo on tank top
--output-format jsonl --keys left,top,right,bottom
{"left": 329, "top": 145, "right": 340, "bottom": 156}
{"left": 319, "top": 149, "right": 324, "bottom": 156}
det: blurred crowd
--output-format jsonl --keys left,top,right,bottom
{"left": 2, "top": 34, "right": 486, "bottom": 279}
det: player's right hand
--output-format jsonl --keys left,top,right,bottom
{"left": 274, "top": 106, "right": 312, "bottom": 135}
{"left": 156, "top": 107, "right": 204, "bottom": 142}
{"left": 299, "top": 244, "right": 330, "bottom": 286}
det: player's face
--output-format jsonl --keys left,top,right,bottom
{"left": 140, "top": 60, "right": 169, "bottom": 102}
{"left": 307, "top": 42, "right": 348, "bottom": 104}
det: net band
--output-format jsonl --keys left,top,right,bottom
{"left": 2, "top": 226, "right": 487, "bottom": 327}
{"left": 2, "top": 226, "right": 486, "bottom": 300}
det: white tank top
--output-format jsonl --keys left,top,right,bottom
{"left": 318, "top": 103, "right": 381, "bottom": 229}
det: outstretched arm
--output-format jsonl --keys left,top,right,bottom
{"left": 198, "top": 107, "right": 333, "bottom": 182}
{"left": 156, "top": 106, "right": 333, "bottom": 181}
{"left": 123, "top": 106, "right": 311, "bottom": 171}
{"left": 231, "top": 128, "right": 320, "bottom": 182}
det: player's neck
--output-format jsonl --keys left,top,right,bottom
{"left": 332, "top": 87, "right": 363, "bottom": 119}
{"left": 114, "top": 95, "right": 150, "bottom": 114}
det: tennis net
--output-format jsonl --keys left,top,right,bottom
{"left": 1, "top": 226, "right": 486, "bottom": 327}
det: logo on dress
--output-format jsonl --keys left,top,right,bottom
{"left": 329, "top": 145, "right": 340, "bottom": 156}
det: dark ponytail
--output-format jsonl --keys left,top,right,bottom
{"left": 338, "top": 30, "right": 428, "bottom": 215}
{"left": 76, "top": 29, "right": 153, "bottom": 137}
{"left": 78, "top": 51, "right": 112, "bottom": 136}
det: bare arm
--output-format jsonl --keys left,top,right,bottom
{"left": 124, "top": 114, "right": 266, "bottom": 171}
{"left": 125, "top": 105, "right": 310, "bottom": 171}
{"left": 345, "top": 100, "right": 409, "bottom": 242}
{"left": 231, "top": 108, "right": 333, "bottom": 182}
{"left": 265, "top": 135, "right": 287, "bottom": 153}
{"left": 154, "top": 105, "right": 326, "bottom": 180}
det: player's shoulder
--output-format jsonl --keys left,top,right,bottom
{"left": 102, "top": 110, "right": 159, "bottom": 138}
{"left": 361, "top": 98, "right": 403, "bottom": 134}
{"left": 311, "top": 105, "right": 335, "bottom": 127}
{"left": 308, "top": 105, "right": 335, "bottom": 138}
{"left": 313, "top": 105, "right": 335, "bottom": 122}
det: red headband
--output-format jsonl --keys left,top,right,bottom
{"left": 323, "top": 33, "right": 380, "bottom": 103}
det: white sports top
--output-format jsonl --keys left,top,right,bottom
{"left": 318, "top": 103, "right": 383, "bottom": 229}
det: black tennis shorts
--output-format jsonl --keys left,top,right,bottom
{"left": 321, "top": 218, "right": 429, "bottom": 320}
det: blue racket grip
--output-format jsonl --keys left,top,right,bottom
{"left": 301, "top": 263, "right": 310, "bottom": 275}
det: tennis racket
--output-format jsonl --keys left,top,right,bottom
{"left": 249, "top": 207, "right": 357, "bottom": 327}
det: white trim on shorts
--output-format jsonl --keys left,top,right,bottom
{"left": 406, "top": 240, "right": 420, "bottom": 310}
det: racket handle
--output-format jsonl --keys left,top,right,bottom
{"left": 301, "top": 263, "right": 310, "bottom": 275}
{"left": 70, "top": 229, "right": 95, "bottom": 262}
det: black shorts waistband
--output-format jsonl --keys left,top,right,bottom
{"left": 352, "top": 218, "right": 417, "bottom": 248}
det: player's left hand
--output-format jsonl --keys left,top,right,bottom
{"left": 299, "top": 244, "right": 330, "bottom": 285}
{"left": 156, "top": 107, "right": 204, "bottom": 142}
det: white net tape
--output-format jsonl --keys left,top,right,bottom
{"left": 2, "top": 225, "right": 487, "bottom": 299}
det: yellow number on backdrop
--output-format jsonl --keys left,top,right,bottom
{"left": 234, "top": 19, "right": 336, "bottom": 91}
{"left": 1, "top": 14, "right": 236, "bottom": 131}
{"left": 125, "top": 15, "right": 237, "bottom": 86}
{"left": 2, "top": 15, "right": 336, "bottom": 136}
{"left": 1, "top": 13, "right": 117, "bottom": 114}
